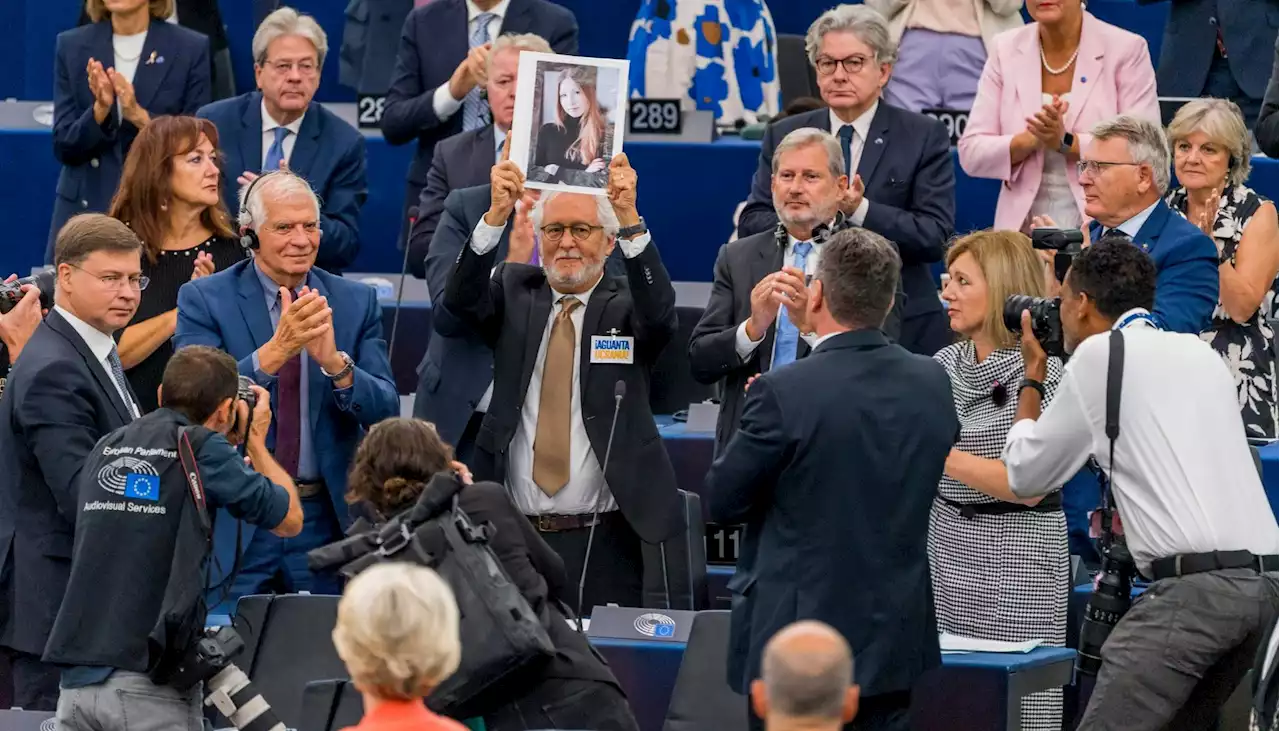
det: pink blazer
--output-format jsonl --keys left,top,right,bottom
{"left": 957, "top": 11, "right": 1160, "bottom": 231}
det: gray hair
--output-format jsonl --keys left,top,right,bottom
{"left": 488, "top": 33, "right": 552, "bottom": 76}
{"left": 1166, "top": 98, "right": 1252, "bottom": 189}
{"left": 805, "top": 4, "right": 897, "bottom": 67}
{"left": 238, "top": 171, "right": 322, "bottom": 231}
{"left": 817, "top": 227, "right": 901, "bottom": 329}
{"left": 253, "top": 7, "right": 328, "bottom": 66}
{"left": 530, "top": 191, "right": 620, "bottom": 238}
{"left": 761, "top": 621, "right": 854, "bottom": 721}
{"left": 1090, "top": 114, "right": 1171, "bottom": 195}
{"left": 771, "top": 128, "right": 846, "bottom": 178}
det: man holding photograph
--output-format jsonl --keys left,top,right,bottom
{"left": 442, "top": 153, "right": 684, "bottom": 610}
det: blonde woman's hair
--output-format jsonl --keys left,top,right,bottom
{"left": 85, "top": 0, "right": 173, "bottom": 22}
{"left": 1167, "top": 98, "right": 1253, "bottom": 189}
{"left": 555, "top": 66, "right": 607, "bottom": 164}
{"left": 332, "top": 563, "right": 461, "bottom": 701}
{"left": 945, "top": 230, "right": 1047, "bottom": 348}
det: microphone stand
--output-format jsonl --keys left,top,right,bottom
{"left": 577, "top": 379, "right": 626, "bottom": 632}
{"left": 389, "top": 206, "right": 419, "bottom": 363}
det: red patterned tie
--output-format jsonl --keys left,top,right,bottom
{"left": 275, "top": 291, "right": 302, "bottom": 476}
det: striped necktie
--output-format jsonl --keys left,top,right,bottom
{"left": 461, "top": 13, "right": 497, "bottom": 131}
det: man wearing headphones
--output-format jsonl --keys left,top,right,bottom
{"left": 689, "top": 128, "right": 905, "bottom": 456}
{"left": 174, "top": 171, "right": 398, "bottom": 606}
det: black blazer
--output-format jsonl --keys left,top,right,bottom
{"left": 706, "top": 329, "right": 958, "bottom": 698}
{"left": 1138, "top": 0, "right": 1276, "bottom": 105}
{"left": 689, "top": 229, "right": 906, "bottom": 454}
{"left": 443, "top": 239, "right": 684, "bottom": 544}
{"left": 0, "top": 311, "right": 137, "bottom": 656}
{"left": 380, "top": 0, "right": 578, "bottom": 188}
{"left": 448, "top": 481, "right": 620, "bottom": 718}
{"left": 410, "top": 125, "right": 499, "bottom": 280}
{"left": 737, "top": 105, "right": 954, "bottom": 320}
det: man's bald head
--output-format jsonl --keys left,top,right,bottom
{"left": 758, "top": 621, "right": 856, "bottom": 722}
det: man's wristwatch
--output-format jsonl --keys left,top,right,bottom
{"left": 1019, "top": 378, "right": 1046, "bottom": 399}
{"left": 322, "top": 351, "right": 355, "bottom": 381}
{"left": 617, "top": 217, "right": 647, "bottom": 239}
{"left": 1058, "top": 132, "right": 1075, "bottom": 156}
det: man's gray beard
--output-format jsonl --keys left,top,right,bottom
{"left": 544, "top": 257, "right": 606, "bottom": 290}
{"left": 775, "top": 198, "right": 839, "bottom": 233}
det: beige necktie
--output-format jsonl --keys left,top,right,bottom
{"left": 533, "top": 296, "right": 581, "bottom": 496}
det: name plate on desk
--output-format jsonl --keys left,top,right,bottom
{"left": 356, "top": 94, "right": 386, "bottom": 129}
{"left": 586, "top": 606, "right": 697, "bottom": 643}
{"left": 921, "top": 108, "right": 970, "bottom": 147}
{"left": 628, "top": 103, "right": 715, "bottom": 143}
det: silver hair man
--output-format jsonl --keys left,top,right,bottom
{"left": 253, "top": 7, "right": 329, "bottom": 66}
{"left": 1089, "top": 114, "right": 1172, "bottom": 195}
{"left": 770, "top": 128, "right": 847, "bottom": 234}
{"left": 805, "top": 4, "right": 898, "bottom": 66}
{"left": 238, "top": 171, "right": 322, "bottom": 232}
{"left": 487, "top": 32, "right": 552, "bottom": 75}
{"left": 530, "top": 192, "right": 619, "bottom": 289}
{"left": 752, "top": 621, "right": 859, "bottom": 729}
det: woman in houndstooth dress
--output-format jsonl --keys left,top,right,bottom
{"left": 931, "top": 231, "right": 1070, "bottom": 730}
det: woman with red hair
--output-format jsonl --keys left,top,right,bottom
{"left": 534, "top": 66, "right": 612, "bottom": 185}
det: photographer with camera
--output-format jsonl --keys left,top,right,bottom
{"left": 43, "top": 344, "right": 302, "bottom": 731}
{"left": 1003, "top": 240, "right": 1278, "bottom": 729}
{"left": 0, "top": 272, "right": 51, "bottom": 400}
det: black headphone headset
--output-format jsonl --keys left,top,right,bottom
{"left": 238, "top": 170, "right": 289, "bottom": 251}
{"left": 773, "top": 210, "right": 849, "bottom": 249}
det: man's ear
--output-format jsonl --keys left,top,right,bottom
{"left": 750, "top": 679, "right": 769, "bottom": 721}
{"left": 843, "top": 684, "right": 860, "bottom": 723}
{"left": 155, "top": 384, "right": 164, "bottom": 408}
{"left": 808, "top": 279, "right": 825, "bottom": 316}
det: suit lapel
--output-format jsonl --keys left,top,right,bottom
{"left": 89, "top": 21, "right": 114, "bottom": 77}
{"left": 131, "top": 22, "right": 175, "bottom": 112}
{"left": 500, "top": 0, "right": 532, "bottom": 33}
{"left": 856, "top": 103, "right": 892, "bottom": 184}
{"left": 241, "top": 93, "right": 265, "bottom": 175}
{"left": 1132, "top": 200, "right": 1170, "bottom": 255}
{"left": 518, "top": 282, "right": 553, "bottom": 398}
{"left": 236, "top": 262, "right": 275, "bottom": 350}
{"left": 438, "top": 0, "right": 470, "bottom": 69}
{"left": 1012, "top": 37, "right": 1042, "bottom": 120}
{"left": 288, "top": 108, "right": 323, "bottom": 178}
{"left": 469, "top": 126, "right": 498, "bottom": 186}
{"left": 46, "top": 310, "right": 132, "bottom": 424}
{"left": 749, "top": 236, "right": 784, "bottom": 371}
{"left": 1064, "top": 13, "right": 1105, "bottom": 132}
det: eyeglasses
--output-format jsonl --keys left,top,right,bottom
{"left": 262, "top": 59, "right": 319, "bottom": 76}
{"left": 1076, "top": 160, "right": 1141, "bottom": 177}
{"left": 815, "top": 55, "right": 872, "bottom": 76}
{"left": 69, "top": 264, "right": 149, "bottom": 292}
{"left": 540, "top": 223, "right": 603, "bottom": 242}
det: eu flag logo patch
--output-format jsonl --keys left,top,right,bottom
{"left": 124, "top": 473, "right": 160, "bottom": 501}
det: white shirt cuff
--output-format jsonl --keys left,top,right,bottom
{"left": 849, "top": 197, "right": 870, "bottom": 226}
{"left": 469, "top": 218, "right": 505, "bottom": 255}
{"left": 1003, "top": 418, "right": 1043, "bottom": 498}
{"left": 616, "top": 231, "right": 651, "bottom": 259}
{"left": 735, "top": 320, "right": 764, "bottom": 360}
{"left": 432, "top": 84, "right": 464, "bottom": 121}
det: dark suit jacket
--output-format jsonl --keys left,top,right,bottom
{"left": 1258, "top": 43, "right": 1279, "bottom": 159}
{"left": 447, "top": 481, "right": 620, "bottom": 718}
{"left": 737, "top": 105, "right": 954, "bottom": 321}
{"left": 706, "top": 329, "right": 958, "bottom": 698}
{"left": 380, "top": 0, "right": 577, "bottom": 190}
{"left": 174, "top": 260, "right": 399, "bottom": 585}
{"left": 443, "top": 239, "right": 684, "bottom": 544}
{"left": 48, "top": 20, "right": 210, "bottom": 262}
{"left": 0, "top": 311, "right": 137, "bottom": 655}
{"left": 197, "top": 92, "right": 368, "bottom": 273}
{"left": 410, "top": 125, "right": 499, "bottom": 279}
{"left": 1138, "top": 0, "right": 1277, "bottom": 102}
{"left": 689, "top": 229, "right": 905, "bottom": 454}
{"left": 339, "top": 0, "right": 414, "bottom": 95}
{"left": 1088, "top": 200, "right": 1219, "bottom": 334}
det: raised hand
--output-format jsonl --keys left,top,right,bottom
{"left": 190, "top": 251, "right": 215, "bottom": 281}
{"left": 269, "top": 287, "right": 330, "bottom": 361}
{"left": 607, "top": 153, "right": 639, "bottom": 225}
{"left": 747, "top": 273, "right": 781, "bottom": 341}
{"left": 839, "top": 174, "right": 865, "bottom": 216}
{"left": 87, "top": 58, "right": 115, "bottom": 123}
{"left": 448, "top": 42, "right": 492, "bottom": 100}
{"left": 506, "top": 193, "right": 538, "bottom": 264}
{"left": 772, "top": 266, "right": 811, "bottom": 333}
{"left": 107, "top": 68, "right": 149, "bottom": 128}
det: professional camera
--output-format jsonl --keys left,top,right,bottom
{"left": 1003, "top": 295, "right": 1066, "bottom": 358}
{"left": 168, "top": 626, "right": 285, "bottom": 731}
{"left": 1032, "top": 227, "right": 1085, "bottom": 283}
{"left": 0, "top": 269, "right": 55, "bottom": 315}
{"left": 1077, "top": 529, "right": 1137, "bottom": 676}
{"left": 231, "top": 376, "right": 258, "bottom": 436}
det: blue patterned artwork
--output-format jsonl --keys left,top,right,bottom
{"left": 627, "top": 0, "right": 780, "bottom": 125}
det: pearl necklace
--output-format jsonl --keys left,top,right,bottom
{"left": 1040, "top": 44, "right": 1079, "bottom": 75}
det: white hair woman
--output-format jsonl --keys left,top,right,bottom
{"left": 332, "top": 563, "right": 467, "bottom": 731}
{"left": 1166, "top": 98, "right": 1280, "bottom": 438}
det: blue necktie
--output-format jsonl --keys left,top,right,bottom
{"left": 771, "top": 241, "right": 813, "bottom": 370}
{"left": 264, "top": 126, "right": 289, "bottom": 172}
{"left": 837, "top": 125, "right": 854, "bottom": 178}
{"left": 462, "top": 13, "right": 497, "bottom": 131}
{"left": 107, "top": 346, "right": 139, "bottom": 419}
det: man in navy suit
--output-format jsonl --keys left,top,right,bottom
{"left": 1139, "top": 0, "right": 1277, "bottom": 128}
{"left": 407, "top": 31, "right": 552, "bottom": 280}
{"left": 381, "top": 0, "right": 578, "bottom": 245}
{"left": 736, "top": 5, "right": 954, "bottom": 357}
{"left": 1076, "top": 115, "right": 1218, "bottom": 334}
{"left": 175, "top": 172, "right": 398, "bottom": 605}
{"left": 708, "top": 227, "right": 957, "bottom": 731}
{"left": 198, "top": 8, "right": 367, "bottom": 274}
{"left": 0, "top": 215, "right": 145, "bottom": 710}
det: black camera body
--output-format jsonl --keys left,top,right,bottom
{"left": 1077, "top": 515, "right": 1137, "bottom": 676}
{"left": 167, "top": 626, "right": 244, "bottom": 692}
{"left": 0, "top": 269, "right": 55, "bottom": 315}
{"left": 231, "top": 376, "right": 257, "bottom": 436}
{"left": 167, "top": 626, "right": 285, "bottom": 731}
{"left": 1032, "top": 227, "right": 1084, "bottom": 283}
{"left": 1003, "top": 294, "right": 1066, "bottom": 358}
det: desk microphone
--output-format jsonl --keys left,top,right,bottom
{"left": 577, "top": 379, "right": 626, "bottom": 632}
{"left": 389, "top": 205, "right": 419, "bottom": 362}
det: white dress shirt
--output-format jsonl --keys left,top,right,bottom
{"left": 1106, "top": 199, "right": 1160, "bottom": 239}
{"left": 1003, "top": 313, "right": 1278, "bottom": 574}
{"left": 735, "top": 233, "right": 822, "bottom": 360}
{"left": 469, "top": 220, "right": 651, "bottom": 514}
{"left": 261, "top": 100, "right": 305, "bottom": 169}
{"left": 830, "top": 102, "right": 877, "bottom": 225}
{"left": 54, "top": 306, "right": 139, "bottom": 419}
{"left": 112, "top": 31, "right": 147, "bottom": 84}
{"left": 431, "top": 0, "right": 511, "bottom": 120}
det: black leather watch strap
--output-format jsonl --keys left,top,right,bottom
{"left": 1019, "top": 378, "right": 1046, "bottom": 399}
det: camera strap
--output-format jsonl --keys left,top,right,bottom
{"left": 177, "top": 426, "right": 243, "bottom": 603}
{"left": 1100, "top": 329, "right": 1124, "bottom": 526}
